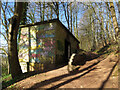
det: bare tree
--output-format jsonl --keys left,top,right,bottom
{"left": 106, "top": 2, "right": 119, "bottom": 38}
{"left": 8, "top": 2, "right": 24, "bottom": 78}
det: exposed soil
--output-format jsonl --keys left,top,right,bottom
{"left": 6, "top": 52, "right": 119, "bottom": 89}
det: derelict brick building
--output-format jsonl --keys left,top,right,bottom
{"left": 19, "top": 19, "right": 79, "bottom": 72}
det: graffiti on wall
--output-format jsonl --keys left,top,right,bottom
{"left": 19, "top": 23, "right": 55, "bottom": 65}
{"left": 30, "top": 24, "right": 55, "bottom": 63}
{"left": 19, "top": 27, "right": 29, "bottom": 62}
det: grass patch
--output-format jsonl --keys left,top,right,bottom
{"left": 2, "top": 74, "right": 26, "bottom": 89}
{"left": 2, "top": 70, "right": 44, "bottom": 89}
{"left": 2, "top": 74, "right": 11, "bottom": 80}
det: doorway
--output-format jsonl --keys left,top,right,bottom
{"left": 65, "top": 40, "right": 71, "bottom": 63}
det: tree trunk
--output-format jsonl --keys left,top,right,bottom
{"left": 42, "top": 2, "right": 45, "bottom": 21}
{"left": 21, "top": 2, "right": 28, "bottom": 25}
{"left": 91, "top": 3, "right": 106, "bottom": 46}
{"left": 106, "top": 2, "right": 119, "bottom": 38}
{"left": 62, "top": 3, "right": 70, "bottom": 30}
{"left": 117, "top": 1, "right": 120, "bottom": 54}
{"left": 108, "top": 12, "right": 116, "bottom": 41}
{"left": 73, "top": 16, "right": 75, "bottom": 36}
{"left": 99, "top": 4, "right": 107, "bottom": 46}
{"left": 76, "top": 11, "right": 78, "bottom": 39}
{"left": 56, "top": 2, "right": 59, "bottom": 19}
{"left": 8, "top": 2, "right": 23, "bottom": 79}
{"left": 39, "top": 2, "right": 42, "bottom": 21}
{"left": 91, "top": 16, "right": 96, "bottom": 51}
{"left": 117, "top": 1, "right": 120, "bottom": 36}
{"left": 70, "top": 4, "right": 72, "bottom": 33}
{"left": 67, "top": 3, "right": 70, "bottom": 30}
{"left": 50, "top": 4, "right": 53, "bottom": 19}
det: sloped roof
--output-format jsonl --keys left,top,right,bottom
{"left": 20, "top": 19, "right": 80, "bottom": 43}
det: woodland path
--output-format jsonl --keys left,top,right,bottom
{"left": 8, "top": 53, "right": 118, "bottom": 89}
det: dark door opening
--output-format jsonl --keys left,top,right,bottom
{"left": 65, "top": 40, "right": 71, "bottom": 63}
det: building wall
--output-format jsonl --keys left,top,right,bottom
{"left": 19, "top": 27, "right": 29, "bottom": 73}
{"left": 19, "top": 22, "right": 56, "bottom": 72}
{"left": 19, "top": 20, "right": 79, "bottom": 73}
{"left": 55, "top": 21, "right": 79, "bottom": 65}
{"left": 19, "top": 27, "right": 29, "bottom": 63}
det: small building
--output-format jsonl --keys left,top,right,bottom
{"left": 19, "top": 19, "right": 79, "bottom": 73}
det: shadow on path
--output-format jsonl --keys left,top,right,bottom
{"left": 27, "top": 61, "right": 100, "bottom": 89}
{"left": 99, "top": 60, "right": 119, "bottom": 90}
{"left": 2, "top": 63, "right": 66, "bottom": 89}
{"left": 47, "top": 68, "right": 96, "bottom": 90}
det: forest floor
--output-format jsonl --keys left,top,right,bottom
{"left": 5, "top": 51, "right": 119, "bottom": 89}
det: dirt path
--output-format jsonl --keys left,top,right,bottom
{"left": 8, "top": 53, "right": 118, "bottom": 89}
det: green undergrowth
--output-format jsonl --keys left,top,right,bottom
{"left": 2, "top": 67, "right": 9, "bottom": 77}
{"left": 2, "top": 70, "right": 43, "bottom": 89}
{"left": 2, "top": 74, "right": 22, "bottom": 89}
{"left": 3, "top": 74, "right": 25, "bottom": 89}
{"left": 2, "top": 74, "right": 11, "bottom": 81}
